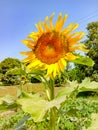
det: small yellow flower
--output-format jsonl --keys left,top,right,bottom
{"left": 20, "top": 13, "right": 86, "bottom": 78}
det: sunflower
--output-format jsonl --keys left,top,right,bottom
{"left": 20, "top": 13, "right": 87, "bottom": 78}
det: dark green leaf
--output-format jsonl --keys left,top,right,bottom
{"left": 14, "top": 114, "right": 30, "bottom": 130}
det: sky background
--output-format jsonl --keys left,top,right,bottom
{"left": 0, "top": 0, "right": 98, "bottom": 62}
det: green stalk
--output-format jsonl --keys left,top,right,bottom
{"left": 48, "top": 79, "right": 56, "bottom": 130}
{"left": 50, "top": 107, "right": 56, "bottom": 130}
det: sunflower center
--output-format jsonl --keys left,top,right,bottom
{"left": 44, "top": 43, "right": 56, "bottom": 55}
{"left": 35, "top": 32, "right": 67, "bottom": 64}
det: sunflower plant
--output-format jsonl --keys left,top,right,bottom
{"left": 18, "top": 13, "right": 94, "bottom": 130}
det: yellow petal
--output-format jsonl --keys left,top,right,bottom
{"left": 45, "top": 16, "right": 49, "bottom": 22}
{"left": 27, "top": 59, "right": 43, "bottom": 68}
{"left": 36, "top": 22, "right": 43, "bottom": 33}
{"left": 22, "top": 40, "right": 35, "bottom": 49}
{"left": 61, "top": 14, "right": 68, "bottom": 28}
{"left": 55, "top": 13, "right": 68, "bottom": 31}
{"left": 62, "top": 23, "right": 79, "bottom": 34}
{"left": 20, "top": 51, "right": 33, "bottom": 56}
{"left": 58, "top": 59, "right": 65, "bottom": 72}
{"left": 65, "top": 53, "right": 77, "bottom": 60}
{"left": 69, "top": 46, "right": 80, "bottom": 52}
{"left": 46, "top": 64, "right": 54, "bottom": 75}
{"left": 78, "top": 44, "right": 89, "bottom": 52}
{"left": 28, "top": 32, "right": 39, "bottom": 40}
{"left": 55, "top": 13, "right": 62, "bottom": 31}
{"left": 53, "top": 63, "right": 57, "bottom": 78}
{"left": 49, "top": 13, "right": 55, "bottom": 28}
{"left": 43, "top": 22, "right": 50, "bottom": 32}
{"left": 61, "top": 58, "right": 67, "bottom": 67}
{"left": 67, "top": 32, "right": 84, "bottom": 39}
{"left": 22, "top": 57, "right": 31, "bottom": 62}
{"left": 22, "top": 54, "right": 35, "bottom": 62}
{"left": 67, "top": 23, "right": 79, "bottom": 31}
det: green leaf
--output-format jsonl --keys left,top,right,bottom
{"left": 0, "top": 95, "right": 17, "bottom": 111}
{"left": 17, "top": 94, "right": 48, "bottom": 122}
{"left": 17, "top": 92, "right": 67, "bottom": 122}
{"left": 14, "top": 114, "right": 30, "bottom": 130}
{"left": 78, "top": 78, "right": 98, "bottom": 93}
{"left": 0, "top": 95, "right": 15, "bottom": 105}
{"left": 15, "top": 125, "right": 26, "bottom": 130}
{"left": 56, "top": 78, "right": 98, "bottom": 100}
{"left": 47, "top": 96, "right": 66, "bottom": 109}
{"left": 56, "top": 81, "right": 78, "bottom": 98}
{"left": 73, "top": 56, "right": 94, "bottom": 66}
{"left": 8, "top": 67, "right": 25, "bottom": 75}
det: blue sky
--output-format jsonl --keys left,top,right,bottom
{"left": 0, "top": 0, "right": 98, "bottom": 61}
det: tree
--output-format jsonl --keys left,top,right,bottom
{"left": 75, "top": 21, "right": 98, "bottom": 81}
{"left": 85, "top": 22, "right": 98, "bottom": 72}
{"left": 0, "top": 58, "right": 21, "bottom": 85}
{"left": 0, "top": 57, "right": 21, "bottom": 74}
{"left": 0, "top": 58, "right": 41, "bottom": 85}
{"left": 68, "top": 66, "right": 85, "bottom": 82}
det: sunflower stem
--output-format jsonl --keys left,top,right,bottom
{"left": 49, "top": 79, "right": 56, "bottom": 130}
{"left": 50, "top": 107, "right": 56, "bottom": 130}
{"left": 49, "top": 79, "right": 54, "bottom": 100}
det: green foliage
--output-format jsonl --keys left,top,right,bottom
{"left": 31, "top": 77, "right": 41, "bottom": 83}
{"left": 0, "top": 58, "right": 22, "bottom": 85}
{"left": 75, "top": 22, "right": 98, "bottom": 82}
{"left": 86, "top": 22, "right": 98, "bottom": 72}
{"left": 68, "top": 67, "right": 85, "bottom": 82}
{"left": 55, "top": 71, "right": 68, "bottom": 87}
{"left": 15, "top": 78, "right": 98, "bottom": 130}
{"left": 0, "top": 110, "right": 49, "bottom": 130}
{"left": 91, "top": 72, "right": 98, "bottom": 82}
{"left": 0, "top": 98, "right": 98, "bottom": 130}
{"left": 26, "top": 69, "right": 46, "bottom": 83}
{"left": 0, "top": 111, "right": 25, "bottom": 130}
{"left": 86, "top": 22, "right": 98, "bottom": 46}
{"left": 0, "top": 94, "right": 18, "bottom": 112}
{"left": 0, "top": 59, "right": 41, "bottom": 85}
{"left": 0, "top": 72, "right": 98, "bottom": 130}
{"left": 58, "top": 98, "right": 98, "bottom": 130}
{"left": 2, "top": 72, "right": 20, "bottom": 86}
{"left": 2, "top": 65, "right": 30, "bottom": 86}
{"left": 0, "top": 58, "right": 21, "bottom": 74}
